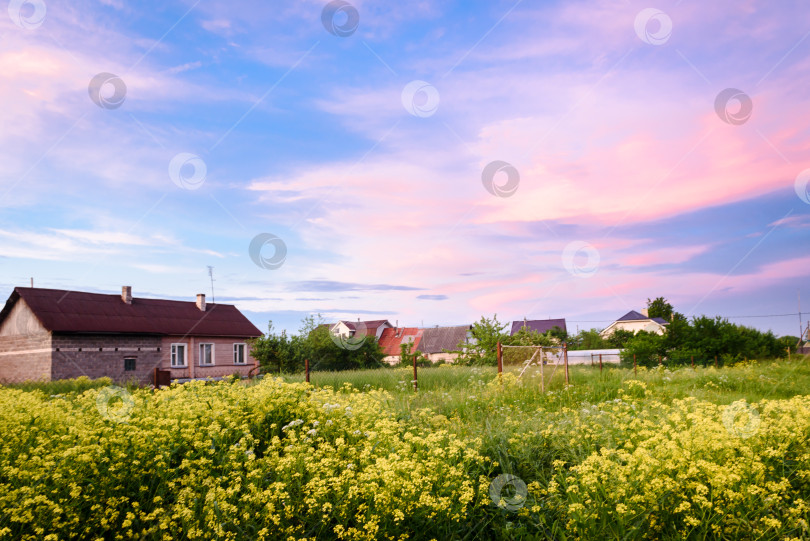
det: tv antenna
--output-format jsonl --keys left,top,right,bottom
{"left": 207, "top": 266, "right": 215, "bottom": 303}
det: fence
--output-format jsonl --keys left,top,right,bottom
{"left": 496, "top": 342, "right": 570, "bottom": 390}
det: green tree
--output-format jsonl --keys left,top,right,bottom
{"left": 777, "top": 335, "right": 801, "bottom": 355}
{"left": 568, "top": 329, "right": 609, "bottom": 350}
{"left": 621, "top": 331, "right": 666, "bottom": 367}
{"left": 456, "top": 314, "right": 509, "bottom": 365}
{"left": 249, "top": 322, "right": 304, "bottom": 374}
{"left": 303, "top": 316, "right": 385, "bottom": 371}
{"left": 646, "top": 297, "right": 674, "bottom": 322}
{"left": 605, "top": 329, "right": 634, "bottom": 349}
{"left": 250, "top": 315, "right": 385, "bottom": 374}
{"left": 547, "top": 325, "right": 569, "bottom": 343}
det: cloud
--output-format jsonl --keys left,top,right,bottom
{"left": 417, "top": 294, "right": 448, "bottom": 300}
{"left": 288, "top": 280, "right": 424, "bottom": 292}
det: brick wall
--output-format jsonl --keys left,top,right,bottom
{"left": 0, "top": 333, "right": 52, "bottom": 383}
{"left": 161, "top": 335, "right": 257, "bottom": 380}
{"left": 51, "top": 334, "right": 162, "bottom": 385}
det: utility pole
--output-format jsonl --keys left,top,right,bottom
{"left": 799, "top": 290, "right": 803, "bottom": 341}
{"left": 207, "top": 266, "right": 215, "bottom": 303}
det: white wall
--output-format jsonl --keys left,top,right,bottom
{"left": 566, "top": 348, "right": 622, "bottom": 365}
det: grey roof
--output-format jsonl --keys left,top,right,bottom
{"left": 616, "top": 310, "right": 647, "bottom": 321}
{"left": 416, "top": 325, "right": 471, "bottom": 354}
{"left": 615, "top": 310, "right": 668, "bottom": 325}
{"left": 510, "top": 318, "right": 567, "bottom": 336}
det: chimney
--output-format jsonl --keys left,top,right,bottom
{"left": 640, "top": 308, "right": 649, "bottom": 317}
{"left": 196, "top": 293, "right": 206, "bottom": 311}
{"left": 122, "top": 286, "right": 132, "bottom": 304}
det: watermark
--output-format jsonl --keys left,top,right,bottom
{"left": 795, "top": 169, "right": 810, "bottom": 205}
{"left": 562, "top": 241, "right": 600, "bottom": 278}
{"left": 96, "top": 385, "right": 135, "bottom": 423}
{"left": 88, "top": 73, "right": 127, "bottom": 110}
{"left": 321, "top": 0, "right": 359, "bottom": 37}
{"left": 401, "top": 80, "right": 440, "bottom": 118}
{"left": 481, "top": 160, "right": 520, "bottom": 198}
{"left": 488, "top": 474, "right": 528, "bottom": 512}
{"left": 249, "top": 233, "right": 287, "bottom": 270}
{"left": 714, "top": 88, "right": 752, "bottom": 125}
{"left": 722, "top": 400, "right": 760, "bottom": 439}
{"left": 168, "top": 153, "right": 207, "bottom": 190}
{"left": 8, "top": 0, "right": 46, "bottom": 29}
{"left": 634, "top": 8, "right": 672, "bottom": 46}
{"left": 330, "top": 321, "right": 368, "bottom": 350}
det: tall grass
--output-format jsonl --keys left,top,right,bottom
{"left": 1, "top": 375, "right": 119, "bottom": 394}
{"left": 3, "top": 358, "right": 809, "bottom": 539}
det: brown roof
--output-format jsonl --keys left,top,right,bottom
{"left": 1, "top": 287, "right": 262, "bottom": 338}
{"left": 378, "top": 327, "right": 423, "bottom": 356}
{"left": 416, "top": 325, "right": 471, "bottom": 354}
{"left": 339, "top": 320, "right": 391, "bottom": 334}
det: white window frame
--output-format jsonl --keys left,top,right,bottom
{"left": 199, "top": 343, "right": 215, "bottom": 366}
{"left": 171, "top": 343, "right": 187, "bottom": 367}
{"left": 233, "top": 343, "right": 246, "bottom": 365}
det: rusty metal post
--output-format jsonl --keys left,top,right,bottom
{"left": 305, "top": 358, "right": 310, "bottom": 383}
{"left": 599, "top": 354, "right": 603, "bottom": 373}
{"left": 413, "top": 354, "right": 418, "bottom": 391}
{"left": 633, "top": 354, "right": 637, "bottom": 376}
{"left": 497, "top": 341, "right": 502, "bottom": 375}
{"left": 563, "top": 343, "right": 570, "bottom": 385}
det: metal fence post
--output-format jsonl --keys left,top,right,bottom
{"left": 563, "top": 342, "right": 570, "bottom": 385}
{"left": 413, "top": 354, "right": 418, "bottom": 391}
{"left": 497, "top": 341, "right": 502, "bottom": 376}
{"left": 305, "top": 358, "right": 310, "bottom": 383}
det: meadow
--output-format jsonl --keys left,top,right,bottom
{"left": 2, "top": 359, "right": 810, "bottom": 540}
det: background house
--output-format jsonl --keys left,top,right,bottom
{"left": 510, "top": 318, "right": 567, "bottom": 336}
{"left": 416, "top": 325, "right": 473, "bottom": 363}
{"left": 600, "top": 309, "right": 669, "bottom": 338}
{"left": 0, "top": 286, "right": 262, "bottom": 385}
{"left": 330, "top": 320, "right": 392, "bottom": 341}
{"left": 378, "top": 327, "right": 423, "bottom": 364}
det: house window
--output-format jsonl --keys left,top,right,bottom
{"left": 171, "top": 343, "right": 187, "bottom": 367}
{"left": 199, "top": 343, "right": 214, "bottom": 366}
{"left": 233, "top": 343, "right": 246, "bottom": 364}
{"left": 124, "top": 357, "right": 136, "bottom": 371}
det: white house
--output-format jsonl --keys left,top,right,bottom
{"left": 600, "top": 309, "right": 668, "bottom": 338}
{"left": 329, "top": 320, "right": 392, "bottom": 341}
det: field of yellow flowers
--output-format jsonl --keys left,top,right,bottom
{"left": 2, "top": 360, "right": 810, "bottom": 540}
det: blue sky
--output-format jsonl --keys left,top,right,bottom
{"left": 1, "top": 0, "right": 809, "bottom": 337}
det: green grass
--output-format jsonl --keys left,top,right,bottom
{"left": 4, "top": 357, "right": 810, "bottom": 539}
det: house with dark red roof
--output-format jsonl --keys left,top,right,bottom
{"left": 378, "top": 327, "right": 423, "bottom": 364}
{"left": 0, "top": 286, "right": 262, "bottom": 385}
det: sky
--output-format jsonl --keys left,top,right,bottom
{"left": 1, "top": 0, "right": 809, "bottom": 338}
